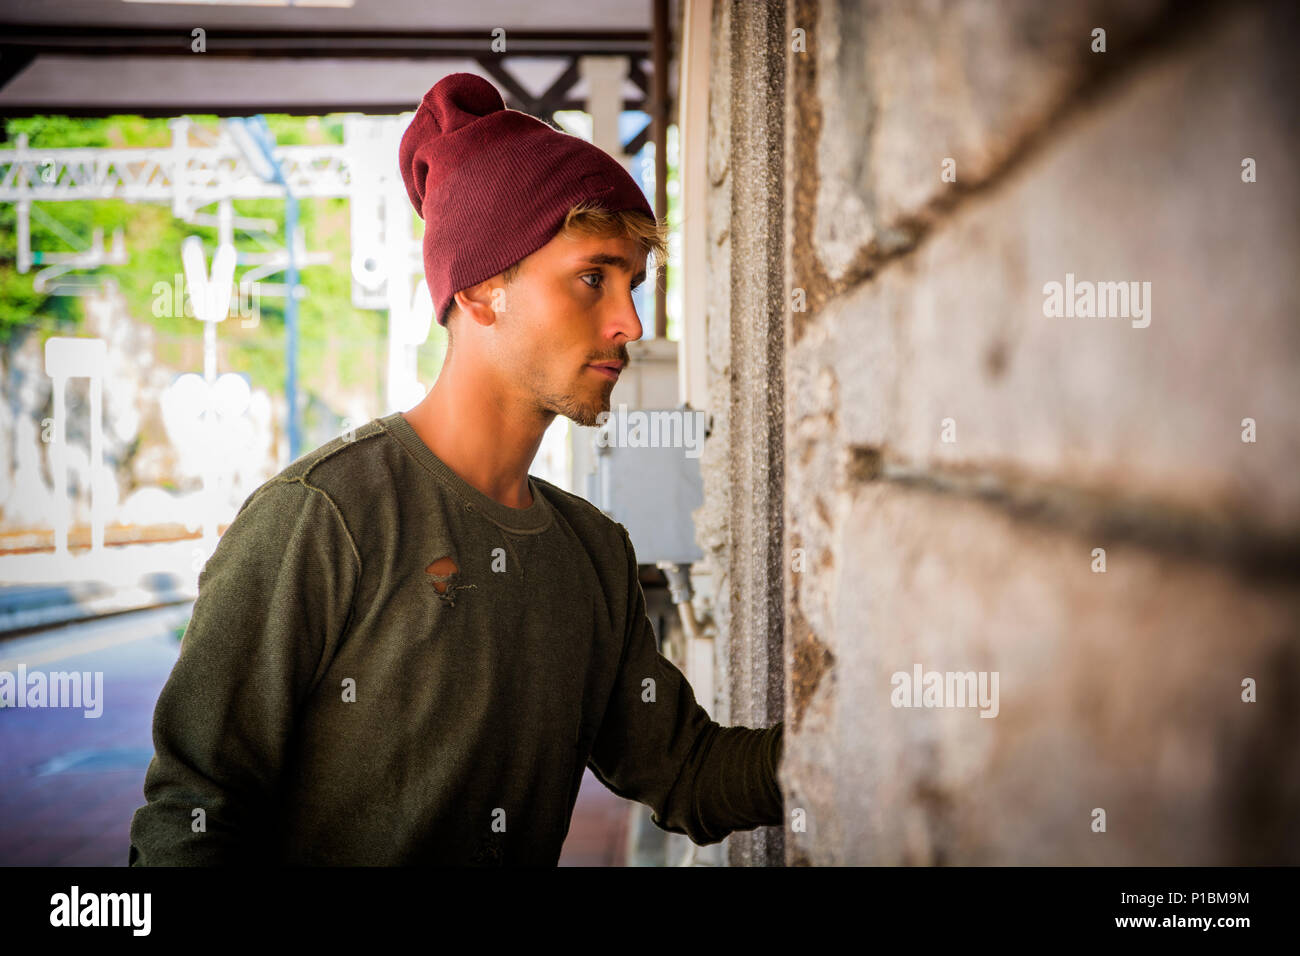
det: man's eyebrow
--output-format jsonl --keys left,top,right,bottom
{"left": 579, "top": 253, "right": 647, "bottom": 282}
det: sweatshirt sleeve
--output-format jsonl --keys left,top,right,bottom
{"left": 586, "top": 525, "right": 784, "bottom": 846}
{"left": 128, "top": 476, "right": 360, "bottom": 865}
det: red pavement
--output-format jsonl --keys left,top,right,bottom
{"left": 559, "top": 769, "right": 632, "bottom": 866}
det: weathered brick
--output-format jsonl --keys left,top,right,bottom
{"left": 786, "top": 481, "right": 1299, "bottom": 865}
{"left": 795, "top": 0, "right": 1300, "bottom": 530}
{"left": 811, "top": 0, "right": 1182, "bottom": 281}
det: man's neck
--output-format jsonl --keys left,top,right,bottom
{"left": 401, "top": 359, "right": 551, "bottom": 511}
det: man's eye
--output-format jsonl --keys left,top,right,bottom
{"left": 581, "top": 273, "right": 603, "bottom": 289}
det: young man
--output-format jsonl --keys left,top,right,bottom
{"left": 128, "top": 73, "right": 784, "bottom": 866}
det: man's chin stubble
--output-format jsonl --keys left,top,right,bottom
{"left": 543, "top": 389, "right": 610, "bottom": 428}
{"left": 568, "top": 399, "right": 609, "bottom": 428}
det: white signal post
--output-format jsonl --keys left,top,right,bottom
{"left": 181, "top": 199, "right": 238, "bottom": 554}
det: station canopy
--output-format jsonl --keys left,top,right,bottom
{"left": 0, "top": 0, "right": 673, "bottom": 119}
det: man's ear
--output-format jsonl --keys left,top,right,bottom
{"left": 454, "top": 278, "right": 507, "bottom": 327}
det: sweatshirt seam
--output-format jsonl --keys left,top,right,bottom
{"left": 267, "top": 419, "right": 382, "bottom": 574}
{"left": 273, "top": 475, "right": 363, "bottom": 707}
{"left": 278, "top": 475, "right": 364, "bottom": 579}
{"left": 299, "top": 420, "right": 387, "bottom": 473}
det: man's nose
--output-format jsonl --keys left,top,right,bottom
{"left": 612, "top": 287, "right": 644, "bottom": 342}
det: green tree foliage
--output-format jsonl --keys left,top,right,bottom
{"left": 0, "top": 114, "right": 390, "bottom": 419}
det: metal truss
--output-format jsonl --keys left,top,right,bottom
{"left": 0, "top": 136, "right": 352, "bottom": 206}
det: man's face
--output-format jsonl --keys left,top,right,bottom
{"left": 487, "top": 231, "right": 646, "bottom": 427}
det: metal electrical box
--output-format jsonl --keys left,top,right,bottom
{"left": 584, "top": 407, "right": 706, "bottom": 565}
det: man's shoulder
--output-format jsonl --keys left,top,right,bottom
{"left": 531, "top": 475, "right": 630, "bottom": 552}
{"left": 239, "top": 416, "right": 399, "bottom": 515}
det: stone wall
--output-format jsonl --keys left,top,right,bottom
{"left": 705, "top": 0, "right": 1299, "bottom": 864}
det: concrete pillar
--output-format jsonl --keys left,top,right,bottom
{"left": 579, "top": 57, "right": 628, "bottom": 171}
{"left": 698, "top": 0, "right": 788, "bottom": 867}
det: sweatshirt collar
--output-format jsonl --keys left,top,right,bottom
{"left": 381, "top": 411, "right": 553, "bottom": 534}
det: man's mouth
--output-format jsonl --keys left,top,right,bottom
{"left": 587, "top": 362, "right": 623, "bottom": 381}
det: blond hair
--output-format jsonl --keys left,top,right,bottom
{"left": 550, "top": 199, "right": 668, "bottom": 267}
{"left": 445, "top": 201, "right": 667, "bottom": 342}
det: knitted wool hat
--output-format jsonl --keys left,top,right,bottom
{"left": 398, "top": 72, "right": 655, "bottom": 326}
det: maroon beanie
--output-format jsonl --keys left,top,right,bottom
{"left": 399, "top": 72, "right": 655, "bottom": 326}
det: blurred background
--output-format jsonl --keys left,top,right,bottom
{"left": 0, "top": 0, "right": 694, "bottom": 867}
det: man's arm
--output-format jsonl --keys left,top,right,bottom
{"left": 586, "top": 525, "right": 784, "bottom": 846}
{"left": 128, "top": 476, "right": 360, "bottom": 865}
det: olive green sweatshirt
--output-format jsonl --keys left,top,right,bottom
{"left": 128, "top": 411, "right": 784, "bottom": 866}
